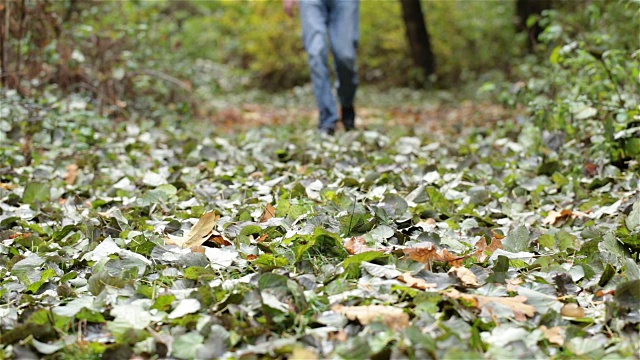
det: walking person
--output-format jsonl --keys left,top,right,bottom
{"left": 284, "top": 0, "right": 360, "bottom": 135}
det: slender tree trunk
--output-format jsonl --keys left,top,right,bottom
{"left": 516, "top": 0, "right": 552, "bottom": 52}
{"left": 0, "top": 0, "right": 8, "bottom": 87}
{"left": 399, "top": 0, "right": 435, "bottom": 76}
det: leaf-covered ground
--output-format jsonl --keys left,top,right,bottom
{"left": 1, "top": 90, "right": 639, "bottom": 359}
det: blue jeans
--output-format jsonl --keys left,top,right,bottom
{"left": 300, "top": 0, "right": 359, "bottom": 131}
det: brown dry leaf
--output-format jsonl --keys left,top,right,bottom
{"left": 398, "top": 272, "right": 437, "bottom": 290}
{"left": 332, "top": 304, "right": 410, "bottom": 330}
{"left": 543, "top": 209, "right": 591, "bottom": 226}
{"left": 446, "top": 289, "right": 536, "bottom": 321}
{"left": 540, "top": 325, "right": 565, "bottom": 346}
{"left": 191, "top": 246, "right": 206, "bottom": 253}
{"left": 474, "top": 236, "right": 504, "bottom": 262}
{"left": 328, "top": 330, "right": 348, "bottom": 342}
{"left": 561, "top": 303, "right": 585, "bottom": 318}
{"left": 403, "top": 242, "right": 466, "bottom": 269}
{"left": 64, "top": 164, "right": 79, "bottom": 185}
{"left": 207, "top": 234, "right": 233, "bottom": 247}
{"left": 257, "top": 233, "right": 269, "bottom": 242}
{"left": 344, "top": 236, "right": 380, "bottom": 255}
{"left": 449, "top": 266, "right": 480, "bottom": 287}
{"left": 165, "top": 212, "right": 219, "bottom": 248}
{"left": 246, "top": 254, "right": 258, "bottom": 261}
{"left": 260, "top": 203, "right": 276, "bottom": 222}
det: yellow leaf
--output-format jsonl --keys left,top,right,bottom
{"left": 290, "top": 346, "right": 318, "bottom": 360}
{"left": 332, "top": 304, "right": 410, "bottom": 330}
{"left": 561, "top": 303, "right": 585, "bottom": 318}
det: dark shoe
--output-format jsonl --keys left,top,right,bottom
{"left": 318, "top": 127, "right": 335, "bottom": 136}
{"left": 341, "top": 106, "right": 356, "bottom": 131}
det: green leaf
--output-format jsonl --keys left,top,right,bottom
{"left": 615, "top": 280, "right": 640, "bottom": 310}
{"left": 22, "top": 182, "right": 50, "bottom": 204}
{"left": 504, "top": 225, "right": 530, "bottom": 252}
{"left": 626, "top": 201, "right": 640, "bottom": 231}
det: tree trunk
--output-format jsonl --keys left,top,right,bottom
{"left": 399, "top": 0, "right": 435, "bottom": 76}
{"left": 516, "top": 0, "right": 552, "bottom": 52}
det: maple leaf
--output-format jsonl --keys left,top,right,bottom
{"left": 446, "top": 289, "right": 536, "bottom": 321}
{"left": 398, "top": 272, "right": 437, "bottom": 290}
{"left": 332, "top": 304, "right": 410, "bottom": 330}
{"left": 474, "top": 235, "right": 504, "bottom": 262}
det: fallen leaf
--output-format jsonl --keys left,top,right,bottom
{"left": 540, "top": 325, "right": 565, "bottom": 346}
{"left": 165, "top": 212, "right": 219, "bottom": 248}
{"left": 257, "top": 233, "right": 269, "bottom": 242}
{"left": 246, "top": 254, "right": 258, "bottom": 261}
{"left": 207, "top": 234, "right": 233, "bottom": 247}
{"left": 560, "top": 303, "right": 585, "bottom": 318}
{"left": 449, "top": 266, "right": 480, "bottom": 287}
{"left": 344, "top": 236, "right": 379, "bottom": 255}
{"left": 474, "top": 236, "right": 504, "bottom": 262}
{"left": 446, "top": 288, "right": 536, "bottom": 321}
{"left": 596, "top": 289, "right": 615, "bottom": 297}
{"left": 403, "top": 242, "right": 466, "bottom": 269}
{"left": 0, "top": 183, "right": 16, "bottom": 190}
{"left": 332, "top": 304, "right": 410, "bottom": 330}
{"left": 398, "top": 272, "right": 437, "bottom": 290}
{"left": 191, "top": 246, "right": 206, "bottom": 253}
{"left": 260, "top": 203, "right": 276, "bottom": 222}
{"left": 543, "top": 209, "right": 590, "bottom": 226}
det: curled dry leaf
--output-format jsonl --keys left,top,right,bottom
{"left": 344, "top": 236, "right": 379, "bottom": 255}
{"left": 207, "top": 234, "right": 233, "bottom": 247}
{"left": 560, "top": 303, "right": 585, "bottom": 318}
{"left": 332, "top": 304, "right": 410, "bottom": 330}
{"left": 446, "top": 288, "right": 536, "bottom": 321}
{"left": 260, "top": 203, "right": 276, "bottom": 223}
{"left": 191, "top": 246, "right": 206, "bottom": 253}
{"left": 403, "top": 242, "right": 466, "bottom": 269}
{"left": 65, "top": 164, "right": 79, "bottom": 185}
{"left": 449, "top": 266, "right": 480, "bottom": 287}
{"left": 540, "top": 325, "right": 565, "bottom": 346}
{"left": 543, "top": 209, "right": 590, "bottom": 226}
{"left": 474, "top": 235, "right": 504, "bottom": 262}
{"left": 165, "top": 212, "right": 219, "bottom": 248}
{"left": 398, "top": 272, "right": 437, "bottom": 290}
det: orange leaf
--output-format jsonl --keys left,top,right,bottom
{"left": 332, "top": 304, "right": 410, "bottom": 330}
{"left": 207, "top": 234, "right": 233, "bottom": 247}
{"left": 246, "top": 254, "right": 258, "bottom": 261}
{"left": 260, "top": 203, "right": 276, "bottom": 223}
{"left": 543, "top": 209, "right": 590, "bottom": 226}
{"left": 403, "top": 242, "right": 466, "bottom": 269}
{"left": 398, "top": 272, "right": 437, "bottom": 290}
{"left": 344, "top": 236, "right": 379, "bottom": 255}
{"left": 474, "top": 236, "right": 503, "bottom": 262}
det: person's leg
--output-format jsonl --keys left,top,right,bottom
{"left": 328, "top": 0, "right": 359, "bottom": 130}
{"left": 300, "top": 0, "right": 339, "bottom": 133}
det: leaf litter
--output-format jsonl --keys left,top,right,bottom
{"left": 0, "top": 96, "right": 639, "bottom": 359}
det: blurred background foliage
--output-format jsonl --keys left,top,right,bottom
{"left": 0, "top": 0, "right": 637, "bottom": 116}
